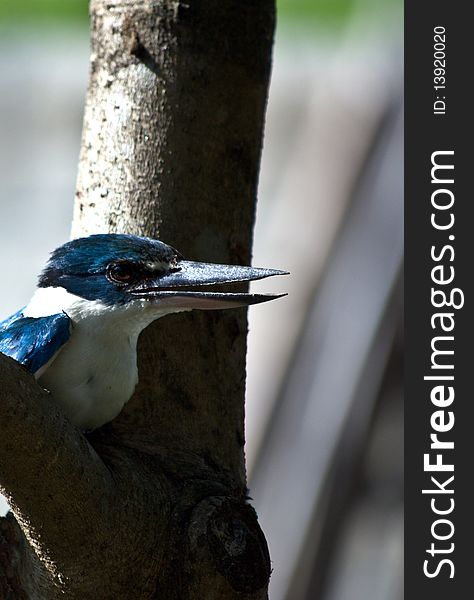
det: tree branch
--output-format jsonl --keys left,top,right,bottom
{"left": 0, "top": 354, "right": 176, "bottom": 598}
{"left": 73, "top": 0, "right": 275, "bottom": 484}
{"left": 0, "top": 355, "right": 112, "bottom": 578}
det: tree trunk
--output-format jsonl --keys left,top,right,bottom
{"left": 0, "top": 0, "right": 275, "bottom": 598}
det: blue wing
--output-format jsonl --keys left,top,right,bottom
{"left": 0, "top": 309, "right": 71, "bottom": 375}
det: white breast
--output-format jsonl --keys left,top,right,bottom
{"left": 24, "top": 288, "right": 167, "bottom": 430}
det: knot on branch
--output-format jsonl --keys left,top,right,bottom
{"left": 188, "top": 497, "right": 271, "bottom": 594}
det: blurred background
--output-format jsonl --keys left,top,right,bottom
{"left": 0, "top": 1, "right": 403, "bottom": 599}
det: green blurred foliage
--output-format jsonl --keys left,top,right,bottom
{"left": 278, "top": 0, "right": 356, "bottom": 24}
{"left": 0, "top": 0, "right": 357, "bottom": 26}
{"left": 0, "top": 0, "right": 89, "bottom": 24}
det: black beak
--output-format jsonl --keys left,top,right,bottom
{"left": 129, "top": 260, "right": 288, "bottom": 310}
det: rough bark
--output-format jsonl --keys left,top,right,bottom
{"left": 1, "top": 0, "right": 275, "bottom": 598}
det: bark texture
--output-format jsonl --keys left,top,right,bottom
{"left": 1, "top": 0, "right": 275, "bottom": 598}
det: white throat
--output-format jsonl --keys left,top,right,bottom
{"left": 22, "top": 286, "right": 175, "bottom": 430}
{"left": 23, "top": 286, "right": 174, "bottom": 330}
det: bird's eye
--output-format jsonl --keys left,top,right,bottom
{"left": 106, "top": 262, "right": 135, "bottom": 284}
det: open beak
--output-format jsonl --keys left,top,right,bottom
{"left": 129, "top": 260, "right": 288, "bottom": 310}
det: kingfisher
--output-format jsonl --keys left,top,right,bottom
{"left": 0, "top": 234, "right": 286, "bottom": 430}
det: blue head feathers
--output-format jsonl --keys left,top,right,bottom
{"left": 38, "top": 234, "right": 181, "bottom": 305}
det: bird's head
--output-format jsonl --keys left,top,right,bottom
{"left": 37, "top": 234, "right": 287, "bottom": 312}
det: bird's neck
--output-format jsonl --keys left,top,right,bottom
{"left": 24, "top": 287, "right": 80, "bottom": 318}
{"left": 23, "top": 287, "right": 168, "bottom": 340}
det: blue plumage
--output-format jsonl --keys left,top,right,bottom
{"left": 0, "top": 311, "right": 71, "bottom": 375}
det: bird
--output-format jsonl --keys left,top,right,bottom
{"left": 0, "top": 234, "right": 287, "bottom": 430}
